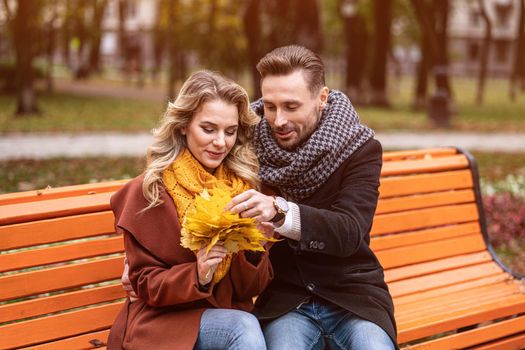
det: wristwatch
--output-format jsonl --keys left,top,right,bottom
{"left": 271, "top": 196, "right": 289, "bottom": 223}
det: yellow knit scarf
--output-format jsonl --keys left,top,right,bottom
{"left": 162, "top": 149, "right": 252, "bottom": 283}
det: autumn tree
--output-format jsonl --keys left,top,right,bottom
{"left": 243, "top": 0, "right": 323, "bottom": 99}
{"left": 476, "top": 0, "right": 492, "bottom": 105}
{"left": 510, "top": 0, "right": 525, "bottom": 100}
{"left": 12, "top": 0, "right": 44, "bottom": 114}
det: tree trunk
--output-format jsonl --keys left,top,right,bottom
{"left": 242, "top": 0, "right": 262, "bottom": 99}
{"left": 88, "top": 0, "right": 109, "bottom": 74}
{"left": 370, "top": 0, "right": 392, "bottom": 106}
{"left": 62, "top": 0, "right": 72, "bottom": 67}
{"left": 341, "top": 1, "right": 368, "bottom": 104}
{"left": 434, "top": 0, "right": 452, "bottom": 96}
{"left": 118, "top": 0, "right": 129, "bottom": 76}
{"left": 414, "top": 30, "right": 429, "bottom": 110}
{"left": 167, "top": 0, "right": 179, "bottom": 100}
{"left": 510, "top": 0, "right": 525, "bottom": 100}
{"left": 45, "top": 4, "right": 59, "bottom": 92}
{"left": 476, "top": 0, "right": 492, "bottom": 105}
{"left": 292, "top": 0, "right": 322, "bottom": 52}
{"left": 13, "top": 0, "right": 41, "bottom": 115}
{"left": 411, "top": 0, "right": 452, "bottom": 126}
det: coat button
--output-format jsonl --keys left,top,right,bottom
{"left": 306, "top": 283, "right": 315, "bottom": 292}
{"left": 318, "top": 242, "right": 325, "bottom": 250}
{"left": 309, "top": 241, "right": 318, "bottom": 249}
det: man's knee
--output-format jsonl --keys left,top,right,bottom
{"left": 334, "top": 316, "right": 394, "bottom": 350}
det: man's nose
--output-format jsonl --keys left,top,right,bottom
{"left": 274, "top": 109, "right": 287, "bottom": 128}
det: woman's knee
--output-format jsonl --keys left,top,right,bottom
{"left": 199, "top": 309, "right": 265, "bottom": 349}
{"left": 229, "top": 311, "right": 266, "bottom": 348}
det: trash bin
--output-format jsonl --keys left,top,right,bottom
{"left": 428, "top": 90, "right": 451, "bottom": 128}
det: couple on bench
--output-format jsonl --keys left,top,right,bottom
{"left": 108, "top": 45, "right": 397, "bottom": 350}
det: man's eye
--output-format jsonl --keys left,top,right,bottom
{"left": 264, "top": 105, "right": 276, "bottom": 111}
{"left": 286, "top": 105, "right": 298, "bottom": 111}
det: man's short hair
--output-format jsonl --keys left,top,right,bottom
{"left": 256, "top": 45, "right": 326, "bottom": 94}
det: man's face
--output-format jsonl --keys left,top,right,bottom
{"left": 261, "top": 70, "right": 328, "bottom": 150}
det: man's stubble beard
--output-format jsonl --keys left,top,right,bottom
{"left": 273, "top": 106, "right": 322, "bottom": 151}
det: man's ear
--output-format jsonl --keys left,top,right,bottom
{"left": 319, "top": 86, "right": 329, "bottom": 109}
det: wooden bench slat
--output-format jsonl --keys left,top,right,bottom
{"left": 371, "top": 222, "right": 481, "bottom": 251}
{"left": 0, "top": 236, "right": 124, "bottom": 273}
{"left": 394, "top": 274, "right": 511, "bottom": 306}
{"left": 376, "top": 189, "right": 475, "bottom": 215}
{"left": 397, "top": 294, "right": 525, "bottom": 343}
{"left": 0, "top": 284, "right": 124, "bottom": 324}
{"left": 384, "top": 251, "right": 492, "bottom": 283}
{"left": 382, "top": 148, "right": 458, "bottom": 161}
{"left": 0, "top": 192, "right": 113, "bottom": 226}
{"left": 0, "top": 212, "right": 115, "bottom": 251}
{"left": 377, "top": 233, "right": 486, "bottom": 269}
{"left": 381, "top": 155, "right": 469, "bottom": 177}
{"left": 371, "top": 203, "right": 479, "bottom": 236}
{"left": 473, "top": 332, "right": 525, "bottom": 350}
{"left": 405, "top": 314, "right": 525, "bottom": 349}
{"left": 0, "top": 180, "right": 127, "bottom": 206}
{"left": 396, "top": 283, "right": 520, "bottom": 321}
{"left": 0, "top": 302, "right": 122, "bottom": 349}
{"left": 388, "top": 262, "right": 504, "bottom": 298}
{"left": 0, "top": 256, "right": 124, "bottom": 301}
{"left": 379, "top": 170, "right": 473, "bottom": 198}
{"left": 23, "top": 330, "right": 110, "bottom": 350}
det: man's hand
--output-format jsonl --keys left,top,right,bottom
{"left": 225, "top": 189, "right": 277, "bottom": 223}
{"left": 122, "top": 258, "right": 138, "bottom": 302}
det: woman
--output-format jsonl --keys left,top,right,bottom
{"left": 107, "top": 71, "right": 273, "bottom": 350}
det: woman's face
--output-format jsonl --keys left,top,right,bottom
{"left": 182, "top": 99, "right": 239, "bottom": 172}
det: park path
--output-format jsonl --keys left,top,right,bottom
{"left": 1, "top": 78, "right": 524, "bottom": 160}
{"left": 2, "top": 131, "right": 525, "bottom": 160}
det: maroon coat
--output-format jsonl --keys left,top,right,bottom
{"left": 107, "top": 176, "right": 273, "bottom": 350}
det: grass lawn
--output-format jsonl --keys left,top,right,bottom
{"left": 0, "top": 92, "right": 162, "bottom": 133}
{"left": 0, "top": 76, "right": 524, "bottom": 133}
{"left": 359, "top": 77, "right": 525, "bottom": 132}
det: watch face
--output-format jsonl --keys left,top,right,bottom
{"left": 275, "top": 196, "right": 289, "bottom": 212}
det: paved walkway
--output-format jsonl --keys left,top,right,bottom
{"left": 2, "top": 131, "right": 525, "bottom": 160}
{"left": 1, "top": 78, "right": 523, "bottom": 160}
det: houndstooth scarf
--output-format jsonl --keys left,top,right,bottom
{"left": 252, "top": 90, "right": 374, "bottom": 201}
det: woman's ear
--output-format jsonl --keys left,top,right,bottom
{"left": 180, "top": 127, "right": 186, "bottom": 136}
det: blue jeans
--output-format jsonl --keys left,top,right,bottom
{"left": 263, "top": 297, "right": 395, "bottom": 350}
{"left": 194, "top": 308, "right": 266, "bottom": 350}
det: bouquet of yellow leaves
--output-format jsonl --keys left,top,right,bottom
{"left": 181, "top": 184, "right": 276, "bottom": 283}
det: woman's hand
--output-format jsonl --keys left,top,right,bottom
{"left": 225, "top": 189, "right": 277, "bottom": 223}
{"left": 196, "top": 244, "right": 228, "bottom": 286}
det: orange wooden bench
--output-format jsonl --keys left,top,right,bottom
{"left": 1, "top": 148, "right": 524, "bottom": 349}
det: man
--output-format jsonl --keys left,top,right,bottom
{"left": 226, "top": 45, "right": 397, "bottom": 349}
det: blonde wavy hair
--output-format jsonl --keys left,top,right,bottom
{"left": 142, "top": 70, "right": 260, "bottom": 210}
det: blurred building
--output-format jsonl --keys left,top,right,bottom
{"left": 449, "top": 0, "right": 521, "bottom": 77}
{"left": 100, "top": 0, "right": 157, "bottom": 71}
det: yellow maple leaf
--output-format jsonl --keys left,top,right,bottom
{"left": 181, "top": 185, "right": 277, "bottom": 255}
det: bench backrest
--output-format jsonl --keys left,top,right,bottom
{"left": 0, "top": 148, "right": 516, "bottom": 349}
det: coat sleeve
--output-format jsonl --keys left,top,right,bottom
{"left": 124, "top": 228, "right": 214, "bottom": 307}
{"left": 296, "top": 139, "right": 382, "bottom": 257}
{"left": 228, "top": 250, "right": 273, "bottom": 300}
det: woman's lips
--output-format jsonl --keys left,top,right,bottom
{"left": 206, "top": 150, "right": 224, "bottom": 159}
